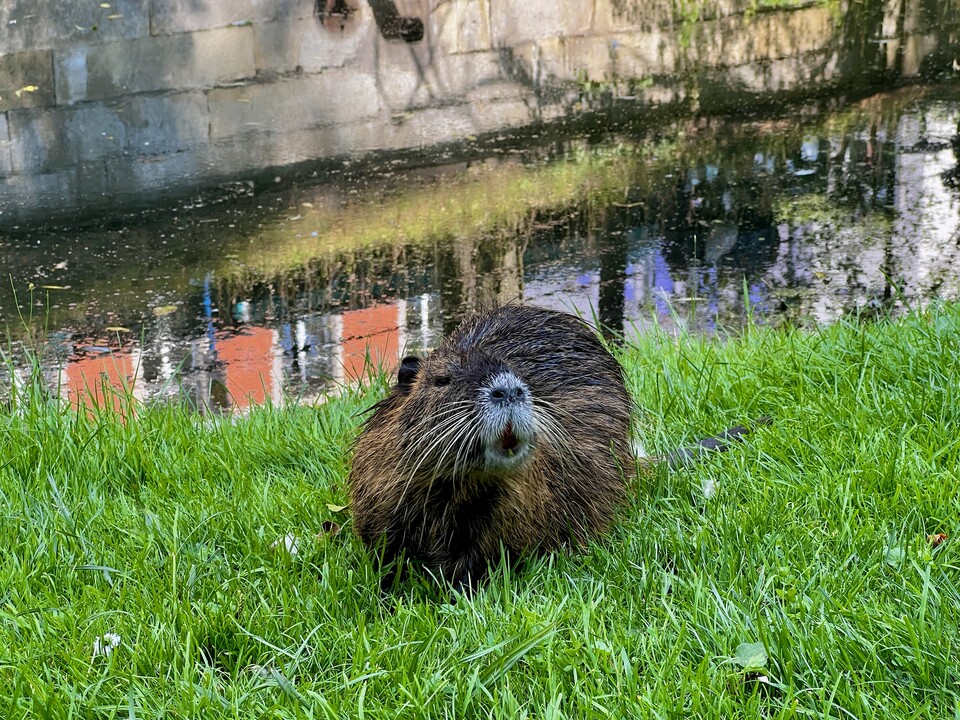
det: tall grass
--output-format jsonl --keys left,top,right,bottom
{"left": 1, "top": 303, "right": 959, "bottom": 718}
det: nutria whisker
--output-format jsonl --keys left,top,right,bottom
{"left": 395, "top": 400, "right": 476, "bottom": 444}
{"left": 393, "top": 404, "right": 478, "bottom": 474}
{"left": 418, "top": 413, "right": 479, "bottom": 508}
{"left": 395, "top": 411, "right": 478, "bottom": 512}
{"left": 450, "top": 418, "right": 481, "bottom": 482}
{"left": 394, "top": 405, "right": 476, "bottom": 469}
{"left": 529, "top": 407, "right": 571, "bottom": 467}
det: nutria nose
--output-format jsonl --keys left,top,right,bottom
{"left": 488, "top": 380, "right": 526, "bottom": 405}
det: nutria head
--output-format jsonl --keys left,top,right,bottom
{"left": 389, "top": 350, "right": 540, "bottom": 480}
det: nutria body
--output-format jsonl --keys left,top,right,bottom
{"left": 349, "top": 304, "right": 633, "bottom": 591}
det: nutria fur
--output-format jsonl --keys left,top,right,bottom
{"left": 349, "top": 304, "right": 633, "bottom": 591}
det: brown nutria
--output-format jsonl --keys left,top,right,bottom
{"left": 349, "top": 304, "right": 764, "bottom": 592}
{"left": 349, "top": 304, "right": 633, "bottom": 591}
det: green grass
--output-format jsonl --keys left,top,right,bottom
{"left": 3, "top": 303, "right": 960, "bottom": 718}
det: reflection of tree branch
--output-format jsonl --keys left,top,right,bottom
{"left": 367, "top": 0, "right": 424, "bottom": 42}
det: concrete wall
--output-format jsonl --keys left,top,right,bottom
{"left": 0, "top": 0, "right": 956, "bottom": 227}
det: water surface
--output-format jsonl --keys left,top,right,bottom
{"left": 2, "top": 85, "right": 959, "bottom": 411}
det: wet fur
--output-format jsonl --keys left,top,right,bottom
{"left": 349, "top": 304, "right": 633, "bottom": 591}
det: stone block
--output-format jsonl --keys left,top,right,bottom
{"left": 465, "top": 80, "right": 530, "bottom": 105}
{"left": 8, "top": 92, "right": 208, "bottom": 172}
{"left": 723, "top": 63, "right": 767, "bottom": 93}
{"left": 730, "top": 15, "right": 769, "bottom": 66}
{"left": 0, "top": 0, "right": 149, "bottom": 55}
{"left": 593, "top": 0, "right": 674, "bottom": 33}
{"left": 636, "top": 81, "right": 684, "bottom": 106}
{"left": 208, "top": 72, "right": 380, "bottom": 140}
{"left": 122, "top": 92, "right": 210, "bottom": 154}
{"left": 149, "top": 0, "right": 273, "bottom": 35}
{"left": 205, "top": 125, "right": 329, "bottom": 175}
{"left": 533, "top": 36, "right": 567, "bottom": 83}
{"left": 609, "top": 29, "right": 677, "bottom": 77}
{"left": 299, "top": 9, "right": 377, "bottom": 72}
{"left": 312, "top": 104, "right": 478, "bottom": 155}
{"left": 8, "top": 106, "right": 127, "bottom": 172}
{"left": 206, "top": 103, "right": 482, "bottom": 174}
{"left": 151, "top": 0, "right": 306, "bottom": 36}
{"left": 272, "top": 0, "right": 317, "bottom": 22}
{"left": 563, "top": 36, "right": 617, "bottom": 82}
{"left": 468, "top": 96, "right": 533, "bottom": 132}
{"left": 430, "top": 0, "right": 491, "bottom": 54}
{"left": 0, "top": 169, "right": 78, "bottom": 227}
{"left": 767, "top": 58, "right": 803, "bottom": 91}
{"left": 429, "top": 51, "right": 506, "bottom": 98}
{"left": 255, "top": 10, "right": 380, "bottom": 76}
{"left": 776, "top": 8, "right": 834, "bottom": 57}
{"left": 529, "top": 33, "right": 659, "bottom": 86}
{"left": 74, "top": 161, "right": 112, "bottom": 206}
{"left": 378, "top": 37, "right": 521, "bottom": 110}
{"left": 390, "top": 104, "right": 478, "bottom": 147}
{"left": 488, "top": 0, "right": 592, "bottom": 46}
{"left": 0, "top": 51, "right": 55, "bottom": 111}
{"left": 688, "top": 7, "right": 835, "bottom": 71}
{"left": 130, "top": 150, "right": 205, "bottom": 191}
{"left": 375, "top": 35, "right": 439, "bottom": 108}
{"left": 55, "top": 27, "right": 256, "bottom": 105}
{"left": 254, "top": 19, "right": 303, "bottom": 74}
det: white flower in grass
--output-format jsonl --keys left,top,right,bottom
{"left": 92, "top": 632, "right": 121, "bottom": 658}
{"left": 702, "top": 477, "right": 717, "bottom": 499}
{"left": 271, "top": 533, "right": 300, "bottom": 556}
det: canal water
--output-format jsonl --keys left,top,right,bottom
{"left": 1, "top": 84, "right": 959, "bottom": 411}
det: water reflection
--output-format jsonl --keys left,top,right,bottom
{"left": 1, "top": 88, "right": 959, "bottom": 411}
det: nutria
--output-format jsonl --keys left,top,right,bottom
{"left": 349, "top": 304, "right": 760, "bottom": 592}
{"left": 349, "top": 304, "right": 631, "bottom": 590}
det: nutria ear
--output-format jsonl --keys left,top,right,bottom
{"left": 397, "top": 356, "right": 422, "bottom": 387}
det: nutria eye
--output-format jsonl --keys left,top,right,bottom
{"left": 433, "top": 376, "right": 451, "bottom": 387}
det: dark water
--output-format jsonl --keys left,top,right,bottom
{"left": 2, "top": 85, "right": 960, "bottom": 411}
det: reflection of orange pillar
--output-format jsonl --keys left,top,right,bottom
{"left": 66, "top": 350, "right": 136, "bottom": 414}
{"left": 218, "top": 327, "right": 279, "bottom": 409}
{"left": 340, "top": 303, "right": 405, "bottom": 383}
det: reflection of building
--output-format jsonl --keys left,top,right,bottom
{"left": 60, "top": 345, "right": 144, "bottom": 415}
{"left": 48, "top": 299, "right": 417, "bottom": 413}
{"left": 335, "top": 302, "right": 408, "bottom": 384}
{"left": 216, "top": 327, "right": 283, "bottom": 409}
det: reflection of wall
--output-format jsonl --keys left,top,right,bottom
{"left": 454, "top": 236, "right": 525, "bottom": 311}
{"left": 762, "top": 107, "right": 960, "bottom": 324}
{"left": 3, "top": 0, "right": 957, "bottom": 227}
{"left": 891, "top": 106, "right": 960, "bottom": 304}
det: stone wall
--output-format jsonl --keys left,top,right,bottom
{"left": 0, "top": 0, "right": 956, "bottom": 227}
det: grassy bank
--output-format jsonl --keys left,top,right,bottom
{"left": 2, "top": 303, "right": 959, "bottom": 718}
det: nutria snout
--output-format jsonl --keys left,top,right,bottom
{"left": 480, "top": 371, "right": 534, "bottom": 469}
{"left": 349, "top": 304, "right": 634, "bottom": 592}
